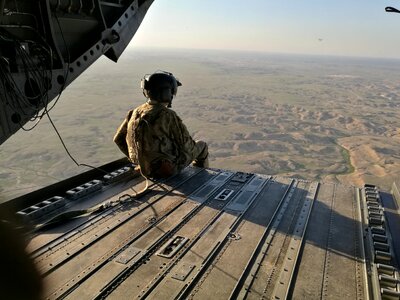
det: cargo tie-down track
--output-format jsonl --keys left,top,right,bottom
{"left": 8, "top": 160, "right": 400, "bottom": 299}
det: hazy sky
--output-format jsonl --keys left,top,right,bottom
{"left": 131, "top": 0, "right": 400, "bottom": 58}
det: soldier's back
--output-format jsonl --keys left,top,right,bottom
{"left": 128, "top": 102, "right": 179, "bottom": 176}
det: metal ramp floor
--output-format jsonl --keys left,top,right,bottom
{"left": 15, "top": 164, "right": 400, "bottom": 299}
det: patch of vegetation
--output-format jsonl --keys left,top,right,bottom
{"left": 337, "top": 143, "right": 355, "bottom": 174}
{"left": 296, "top": 162, "right": 306, "bottom": 169}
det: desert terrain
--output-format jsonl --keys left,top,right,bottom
{"left": 1, "top": 48, "right": 400, "bottom": 202}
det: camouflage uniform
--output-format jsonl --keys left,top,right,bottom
{"left": 114, "top": 101, "right": 208, "bottom": 178}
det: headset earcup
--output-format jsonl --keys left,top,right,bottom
{"left": 141, "top": 77, "right": 151, "bottom": 99}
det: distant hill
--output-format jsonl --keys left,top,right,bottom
{"left": 2, "top": 48, "right": 400, "bottom": 202}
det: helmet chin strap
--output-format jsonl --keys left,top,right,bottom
{"left": 167, "top": 94, "right": 174, "bottom": 107}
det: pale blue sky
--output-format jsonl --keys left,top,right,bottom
{"left": 131, "top": 0, "right": 400, "bottom": 58}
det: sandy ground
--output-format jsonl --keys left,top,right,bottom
{"left": 338, "top": 135, "right": 400, "bottom": 188}
{"left": 2, "top": 49, "right": 400, "bottom": 202}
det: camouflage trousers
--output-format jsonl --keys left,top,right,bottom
{"left": 190, "top": 140, "right": 209, "bottom": 168}
{"left": 149, "top": 140, "right": 209, "bottom": 178}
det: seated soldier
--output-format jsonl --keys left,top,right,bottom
{"left": 114, "top": 71, "right": 209, "bottom": 178}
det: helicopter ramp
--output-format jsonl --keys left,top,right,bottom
{"left": 18, "top": 164, "right": 400, "bottom": 299}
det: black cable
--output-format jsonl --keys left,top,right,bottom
{"left": 46, "top": 13, "right": 69, "bottom": 113}
{"left": 44, "top": 105, "right": 110, "bottom": 174}
{"left": 18, "top": 40, "right": 52, "bottom": 130}
{"left": 0, "top": 12, "right": 110, "bottom": 175}
{"left": 0, "top": 30, "right": 53, "bottom": 129}
{"left": 0, "top": 17, "right": 56, "bottom": 130}
{"left": 0, "top": 20, "right": 54, "bottom": 123}
{"left": 42, "top": 13, "right": 109, "bottom": 174}
{"left": 44, "top": 14, "right": 107, "bottom": 173}
{"left": 45, "top": 112, "right": 77, "bottom": 164}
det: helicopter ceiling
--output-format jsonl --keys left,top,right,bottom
{"left": 0, "top": 0, "right": 154, "bottom": 145}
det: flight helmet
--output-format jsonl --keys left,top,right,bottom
{"left": 141, "top": 71, "right": 182, "bottom": 107}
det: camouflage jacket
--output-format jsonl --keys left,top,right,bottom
{"left": 114, "top": 101, "right": 197, "bottom": 176}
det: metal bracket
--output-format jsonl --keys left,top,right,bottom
{"left": 157, "top": 236, "right": 188, "bottom": 258}
{"left": 115, "top": 245, "right": 141, "bottom": 264}
{"left": 171, "top": 264, "right": 196, "bottom": 281}
{"left": 214, "top": 189, "right": 234, "bottom": 201}
{"left": 231, "top": 172, "right": 252, "bottom": 183}
{"left": 386, "top": 7, "right": 400, "bottom": 14}
{"left": 190, "top": 172, "right": 233, "bottom": 203}
{"left": 226, "top": 176, "right": 266, "bottom": 212}
{"left": 228, "top": 232, "right": 241, "bottom": 241}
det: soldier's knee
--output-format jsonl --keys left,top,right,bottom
{"left": 192, "top": 140, "right": 209, "bottom": 168}
{"left": 195, "top": 140, "right": 208, "bottom": 155}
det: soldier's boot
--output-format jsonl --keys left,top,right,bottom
{"left": 192, "top": 157, "right": 209, "bottom": 168}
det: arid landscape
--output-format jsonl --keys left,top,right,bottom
{"left": 1, "top": 48, "right": 400, "bottom": 202}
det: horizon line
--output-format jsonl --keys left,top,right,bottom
{"left": 128, "top": 45, "right": 400, "bottom": 61}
